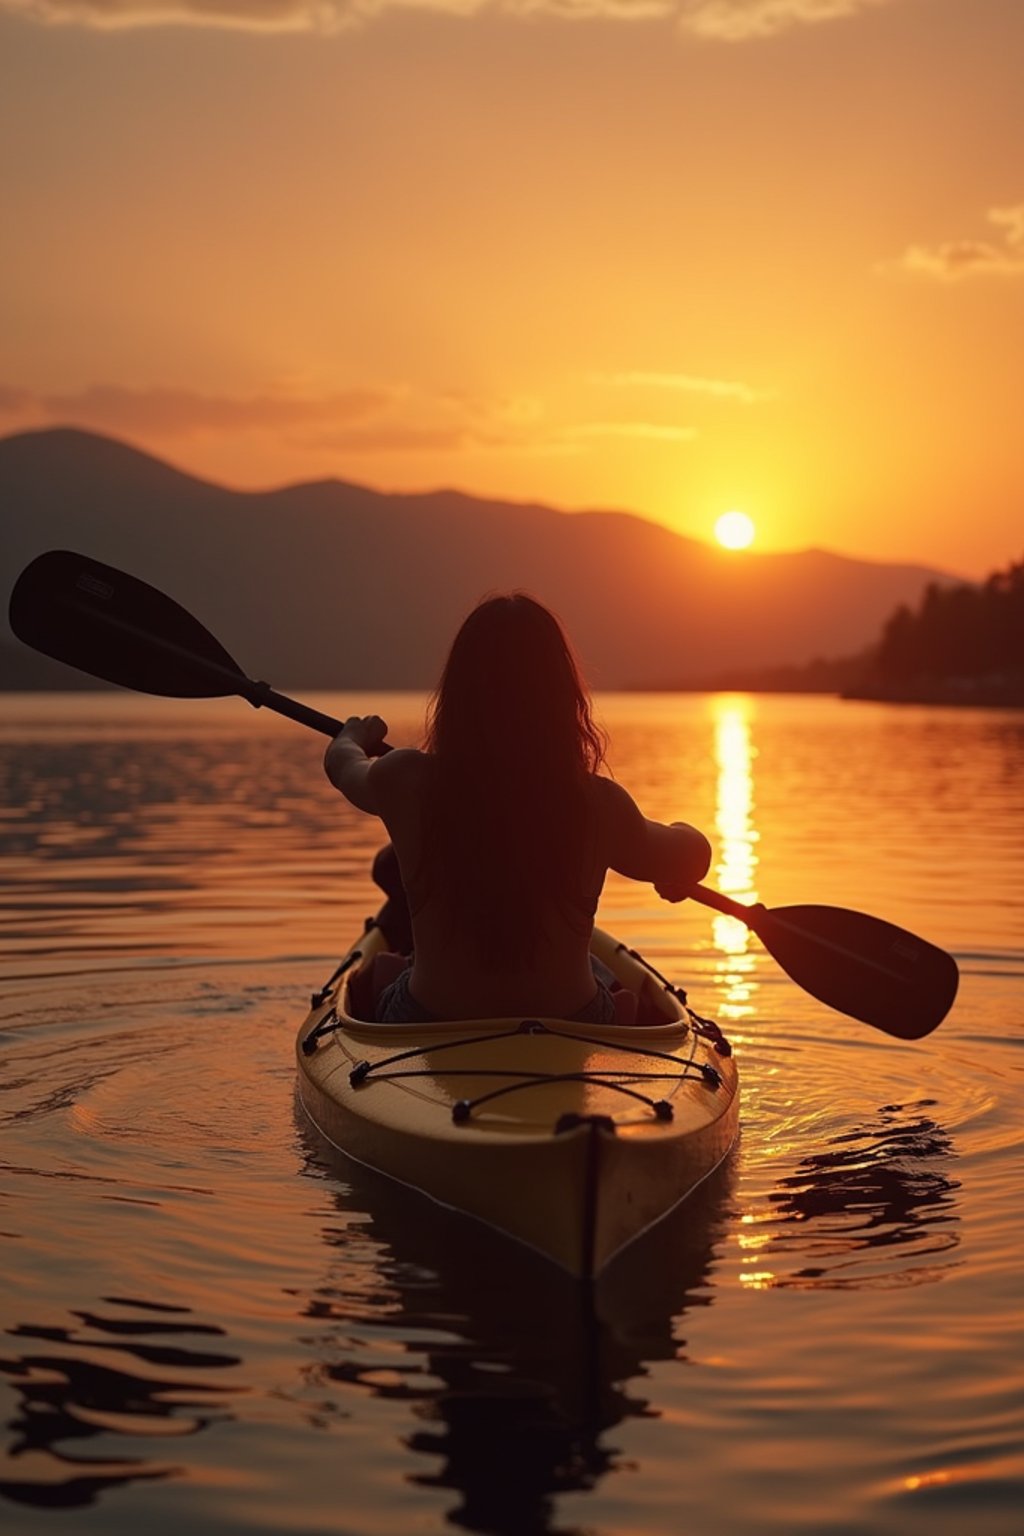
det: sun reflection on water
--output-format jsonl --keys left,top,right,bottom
{"left": 710, "top": 695, "right": 760, "bottom": 1019}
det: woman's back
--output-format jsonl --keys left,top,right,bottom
{"left": 323, "top": 593, "right": 713, "bottom": 1022}
{"left": 372, "top": 747, "right": 608, "bottom": 1019}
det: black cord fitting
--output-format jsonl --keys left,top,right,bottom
{"left": 452, "top": 1099, "right": 471, "bottom": 1124}
{"left": 654, "top": 1099, "right": 674, "bottom": 1121}
{"left": 349, "top": 1060, "right": 371, "bottom": 1086}
{"left": 700, "top": 1063, "right": 722, "bottom": 1088}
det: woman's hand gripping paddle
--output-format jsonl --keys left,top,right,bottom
{"left": 9, "top": 548, "right": 959, "bottom": 1039}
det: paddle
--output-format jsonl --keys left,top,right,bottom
{"left": 9, "top": 549, "right": 958, "bottom": 1039}
{"left": 8, "top": 549, "right": 345, "bottom": 737}
{"left": 688, "top": 883, "right": 956, "bottom": 1040}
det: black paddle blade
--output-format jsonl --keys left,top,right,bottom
{"left": 753, "top": 903, "right": 959, "bottom": 1040}
{"left": 9, "top": 550, "right": 246, "bottom": 698}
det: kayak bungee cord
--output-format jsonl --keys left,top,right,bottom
{"left": 306, "top": 1009, "right": 729, "bottom": 1126}
{"left": 448, "top": 1066, "right": 715, "bottom": 1125}
{"left": 301, "top": 926, "right": 734, "bottom": 1128}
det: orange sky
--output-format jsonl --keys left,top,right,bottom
{"left": 1, "top": 0, "right": 1022, "bottom": 577}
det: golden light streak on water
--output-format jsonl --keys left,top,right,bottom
{"left": 738, "top": 1269, "right": 777, "bottom": 1290}
{"left": 710, "top": 695, "right": 760, "bottom": 1018}
{"left": 736, "top": 1228, "right": 773, "bottom": 1251}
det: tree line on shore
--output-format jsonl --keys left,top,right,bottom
{"left": 850, "top": 555, "right": 1024, "bottom": 704}
{"left": 693, "top": 554, "right": 1024, "bottom": 705}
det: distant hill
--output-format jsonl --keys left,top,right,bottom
{"left": 0, "top": 427, "right": 961, "bottom": 691}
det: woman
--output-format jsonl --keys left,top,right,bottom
{"left": 324, "top": 594, "right": 711, "bottom": 1023}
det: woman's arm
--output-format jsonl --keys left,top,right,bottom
{"left": 324, "top": 719, "right": 427, "bottom": 824}
{"left": 644, "top": 819, "right": 714, "bottom": 901}
{"left": 323, "top": 715, "right": 389, "bottom": 813}
{"left": 597, "top": 777, "right": 712, "bottom": 900}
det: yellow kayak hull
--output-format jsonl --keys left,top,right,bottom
{"left": 295, "top": 923, "right": 739, "bottom": 1278}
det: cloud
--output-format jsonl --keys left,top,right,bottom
{"left": 295, "top": 422, "right": 474, "bottom": 452}
{"left": 278, "top": 388, "right": 690, "bottom": 456}
{"left": 0, "top": 379, "right": 509, "bottom": 455}
{"left": 895, "top": 242, "right": 1024, "bottom": 280}
{"left": 989, "top": 203, "right": 1024, "bottom": 248}
{"left": 0, "top": 0, "right": 909, "bottom": 35}
{"left": 567, "top": 420, "right": 697, "bottom": 441}
{"left": 675, "top": 0, "right": 898, "bottom": 42}
{"left": 882, "top": 203, "right": 1024, "bottom": 281}
{"left": 0, "top": 382, "right": 395, "bottom": 434}
{"left": 0, "top": 386, "right": 36, "bottom": 413}
{"left": 1, "top": 0, "right": 360, "bottom": 31}
{"left": 0, "top": 377, "right": 700, "bottom": 460}
{"left": 591, "top": 369, "right": 769, "bottom": 403}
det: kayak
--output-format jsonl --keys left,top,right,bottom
{"left": 295, "top": 916, "right": 739, "bottom": 1279}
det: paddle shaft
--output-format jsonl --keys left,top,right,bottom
{"left": 251, "top": 687, "right": 343, "bottom": 738}
{"left": 689, "top": 883, "right": 764, "bottom": 926}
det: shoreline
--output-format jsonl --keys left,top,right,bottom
{"left": 843, "top": 683, "right": 1024, "bottom": 709}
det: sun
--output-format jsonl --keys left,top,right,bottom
{"left": 714, "top": 510, "right": 756, "bottom": 550}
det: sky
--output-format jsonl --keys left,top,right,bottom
{"left": 1, "top": 0, "right": 1022, "bottom": 578}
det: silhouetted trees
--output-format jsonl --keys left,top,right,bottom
{"left": 854, "top": 556, "right": 1024, "bottom": 704}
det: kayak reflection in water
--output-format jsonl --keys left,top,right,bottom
{"left": 323, "top": 593, "right": 710, "bottom": 1023}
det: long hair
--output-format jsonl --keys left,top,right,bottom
{"left": 422, "top": 594, "right": 606, "bottom": 964}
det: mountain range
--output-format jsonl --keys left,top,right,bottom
{"left": 0, "top": 427, "right": 961, "bottom": 691}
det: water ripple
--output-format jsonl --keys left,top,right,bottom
{"left": 1, "top": 693, "right": 1022, "bottom": 1535}
{"left": 0, "top": 1298, "right": 242, "bottom": 1511}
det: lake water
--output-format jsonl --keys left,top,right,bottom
{"left": 1, "top": 691, "right": 1021, "bottom": 1536}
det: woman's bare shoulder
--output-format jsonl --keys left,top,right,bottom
{"left": 590, "top": 772, "right": 640, "bottom": 814}
{"left": 370, "top": 747, "right": 431, "bottom": 790}
{"left": 588, "top": 774, "right": 644, "bottom": 845}
{"left": 365, "top": 749, "right": 432, "bottom": 834}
